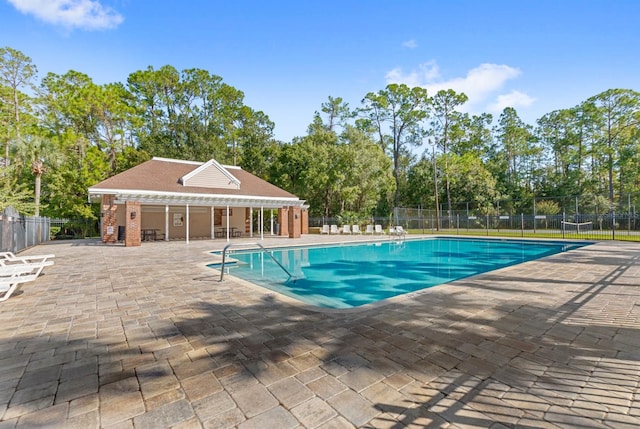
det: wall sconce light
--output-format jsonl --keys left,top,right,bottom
{"left": 130, "top": 211, "right": 137, "bottom": 220}
{"left": 295, "top": 213, "right": 299, "bottom": 219}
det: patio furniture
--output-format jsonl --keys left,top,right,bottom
{"left": 0, "top": 271, "right": 39, "bottom": 302}
{"left": 1, "top": 259, "right": 54, "bottom": 278}
{"left": 141, "top": 228, "right": 159, "bottom": 241}
{"left": 342, "top": 225, "right": 352, "bottom": 234}
{"left": 389, "top": 226, "right": 407, "bottom": 237}
{"left": 352, "top": 225, "right": 362, "bottom": 234}
{"left": 0, "top": 252, "right": 55, "bottom": 264}
{"left": 0, "top": 261, "right": 53, "bottom": 302}
{"left": 330, "top": 225, "right": 339, "bottom": 234}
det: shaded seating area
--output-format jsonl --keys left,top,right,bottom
{"left": 89, "top": 157, "right": 308, "bottom": 246}
{"left": 216, "top": 227, "right": 242, "bottom": 238}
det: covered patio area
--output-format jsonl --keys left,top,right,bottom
{"left": 88, "top": 157, "right": 308, "bottom": 246}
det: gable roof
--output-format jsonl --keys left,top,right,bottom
{"left": 88, "top": 157, "right": 304, "bottom": 208}
{"left": 179, "top": 158, "right": 241, "bottom": 189}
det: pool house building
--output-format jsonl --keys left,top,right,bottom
{"left": 88, "top": 157, "right": 308, "bottom": 247}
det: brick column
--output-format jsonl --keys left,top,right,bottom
{"left": 101, "top": 195, "right": 118, "bottom": 243}
{"left": 301, "top": 208, "right": 309, "bottom": 234}
{"left": 125, "top": 201, "right": 141, "bottom": 247}
{"left": 288, "top": 206, "right": 301, "bottom": 238}
{"left": 278, "top": 207, "right": 289, "bottom": 237}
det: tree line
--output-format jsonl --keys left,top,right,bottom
{"left": 1, "top": 46, "right": 639, "bottom": 222}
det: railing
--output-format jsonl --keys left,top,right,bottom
{"left": 395, "top": 213, "right": 634, "bottom": 242}
{"left": 0, "top": 207, "right": 51, "bottom": 253}
{"left": 310, "top": 212, "right": 639, "bottom": 242}
{"left": 218, "top": 242, "right": 294, "bottom": 282}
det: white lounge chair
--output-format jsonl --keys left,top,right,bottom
{"left": 342, "top": 225, "right": 351, "bottom": 234}
{"left": 321, "top": 225, "right": 330, "bottom": 234}
{"left": 0, "top": 261, "right": 52, "bottom": 302}
{"left": 394, "top": 226, "right": 407, "bottom": 237}
{"left": 0, "top": 251, "right": 55, "bottom": 264}
{"left": 352, "top": 225, "right": 362, "bottom": 234}
{"left": 364, "top": 225, "right": 374, "bottom": 235}
{"left": 330, "top": 225, "right": 339, "bottom": 234}
{"left": 374, "top": 225, "right": 385, "bottom": 235}
{"left": 1, "top": 259, "right": 54, "bottom": 278}
{"left": 0, "top": 269, "right": 40, "bottom": 302}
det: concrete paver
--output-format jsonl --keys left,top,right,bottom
{"left": 0, "top": 235, "right": 638, "bottom": 427}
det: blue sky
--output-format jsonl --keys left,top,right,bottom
{"left": 2, "top": 0, "right": 639, "bottom": 142}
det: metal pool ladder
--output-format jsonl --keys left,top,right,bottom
{"left": 218, "top": 242, "right": 294, "bottom": 282}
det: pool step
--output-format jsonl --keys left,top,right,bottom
{"left": 207, "top": 260, "right": 239, "bottom": 269}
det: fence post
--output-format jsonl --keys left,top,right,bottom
{"left": 456, "top": 214, "right": 459, "bottom": 234}
{"left": 612, "top": 210, "right": 616, "bottom": 240}
{"left": 562, "top": 212, "right": 565, "bottom": 239}
{"left": 486, "top": 214, "right": 489, "bottom": 236}
{"left": 521, "top": 213, "right": 524, "bottom": 237}
{"left": 629, "top": 194, "right": 632, "bottom": 236}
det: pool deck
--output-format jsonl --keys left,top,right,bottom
{"left": 1, "top": 235, "right": 639, "bottom": 428}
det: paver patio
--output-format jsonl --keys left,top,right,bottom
{"left": 0, "top": 235, "right": 639, "bottom": 428}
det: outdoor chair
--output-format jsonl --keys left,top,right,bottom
{"left": 0, "top": 252, "right": 55, "bottom": 265}
{"left": 0, "top": 262, "right": 52, "bottom": 302}
{"left": 0, "top": 259, "right": 54, "bottom": 278}
{"left": 392, "top": 226, "right": 407, "bottom": 237}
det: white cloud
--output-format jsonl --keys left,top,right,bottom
{"left": 488, "top": 90, "right": 537, "bottom": 113}
{"left": 401, "top": 39, "right": 418, "bottom": 49}
{"left": 385, "top": 61, "right": 535, "bottom": 113}
{"left": 385, "top": 60, "right": 440, "bottom": 88}
{"left": 7, "top": 0, "right": 123, "bottom": 30}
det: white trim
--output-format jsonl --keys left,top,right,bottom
{"left": 152, "top": 157, "right": 202, "bottom": 166}
{"left": 89, "top": 188, "right": 300, "bottom": 202}
{"left": 226, "top": 205, "right": 230, "bottom": 242}
{"left": 152, "top": 156, "right": 240, "bottom": 171}
{"left": 165, "top": 205, "right": 169, "bottom": 241}
{"left": 214, "top": 206, "right": 216, "bottom": 240}
{"left": 88, "top": 188, "right": 304, "bottom": 208}
{"left": 186, "top": 205, "right": 190, "bottom": 244}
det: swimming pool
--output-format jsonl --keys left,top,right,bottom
{"left": 211, "top": 237, "right": 588, "bottom": 309}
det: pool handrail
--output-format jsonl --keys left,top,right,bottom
{"left": 218, "top": 242, "right": 294, "bottom": 282}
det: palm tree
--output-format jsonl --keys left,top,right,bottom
{"left": 14, "top": 135, "right": 61, "bottom": 216}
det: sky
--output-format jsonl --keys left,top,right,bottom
{"left": 2, "top": 0, "right": 639, "bottom": 142}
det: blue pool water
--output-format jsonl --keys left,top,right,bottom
{"left": 211, "top": 238, "right": 587, "bottom": 309}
